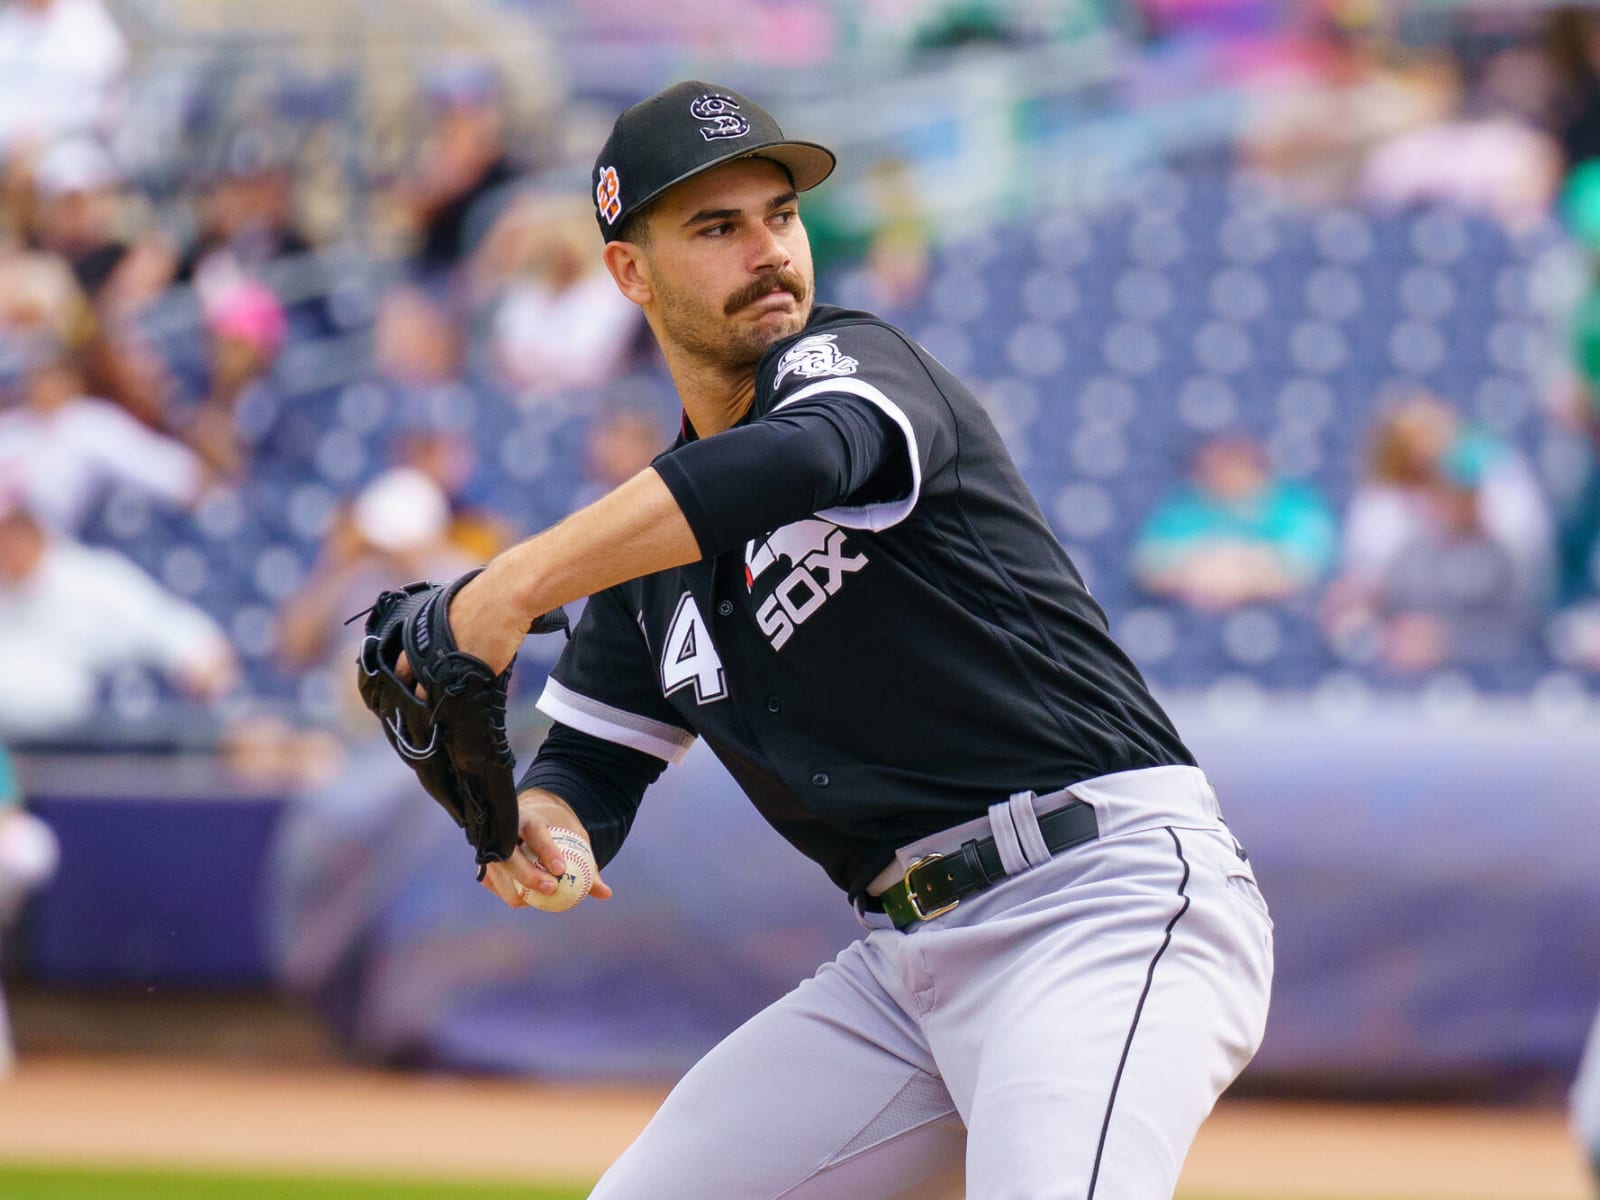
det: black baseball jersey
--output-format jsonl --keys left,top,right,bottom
{"left": 535, "top": 304, "right": 1194, "bottom": 897}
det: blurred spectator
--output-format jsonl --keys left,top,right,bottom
{"left": 1553, "top": 169, "right": 1600, "bottom": 609}
{"left": 1237, "top": 19, "right": 1459, "bottom": 206}
{"left": 215, "top": 710, "right": 346, "bottom": 792}
{"left": 1323, "top": 393, "right": 1553, "bottom": 671}
{"left": 473, "top": 193, "right": 642, "bottom": 399}
{"left": 77, "top": 317, "right": 181, "bottom": 431}
{"left": 820, "top": 156, "right": 932, "bottom": 313}
{"left": 1543, "top": 5, "right": 1600, "bottom": 171}
{"left": 1356, "top": 52, "right": 1563, "bottom": 232}
{"left": 1334, "top": 393, "right": 1553, "bottom": 596}
{"left": 854, "top": 157, "right": 932, "bottom": 310}
{"left": 379, "top": 58, "right": 519, "bottom": 278}
{"left": 275, "top": 467, "right": 475, "bottom": 689}
{"left": 28, "top": 137, "right": 135, "bottom": 298}
{"left": 175, "top": 127, "right": 314, "bottom": 287}
{"left": 1544, "top": 310, "right": 1600, "bottom": 670}
{"left": 367, "top": 283, "right": 496, "bottom": 437}
{"left": 0, "top": 336, "right": 205, "bottom": 532}
{"left": 15, "top": 135, "right": 177, "bottom": 322}
{"left": 0, "top": 494, "right": 238, "bottom": 738}
{"left": 0, "top": 740, "right": 57, "bottom": 1076}
{"left": 1368, "top": 472, "right": 1534, "bottom": 672}
{"left": 0, "top": 0, "right": 127, "bottom": 164}
{"left": 1133, "top": 434, "right": 1336, "bottom": 610}
{"left": 373, "top": 284, "right": 463, "bottom": 391}
{"left": 0, "top": 247, "right": 88, "bottom": 345}
{"left": 393, "top": 427, "right": 511, "bottom": 561}
{"left": 569, "top": 404, "right": 669, "bottom": 512}
{"left": 1554, "top": 391, "right": 1600, "bottom": 590}
{"left": 182, "top": 278, "right": 289, "bottom": 478}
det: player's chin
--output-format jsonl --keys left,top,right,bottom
{"left": 736, "top": 308, "right": 806, "bottom": 350}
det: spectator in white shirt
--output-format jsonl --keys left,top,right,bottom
{"left": 0, "top": 0, "right": 128, "bottom": 162}
{"left": 472, "top": 194, "right": 643, "bottom": 400}
{"left": 0, "top": 495, "right": 238, "bottom": 737}
{"left": 0, "top": 337, "right": 205, "bottom": 532}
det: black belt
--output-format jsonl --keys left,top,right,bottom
{"left": 877, "top": 799, "right": 1100, "bottom": 930}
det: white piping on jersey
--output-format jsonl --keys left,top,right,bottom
{"left": 773, "top": 378, "right": 922, "bottom": 532}
{"left": 537, "top": 677, "right": 696, "bottom": 764}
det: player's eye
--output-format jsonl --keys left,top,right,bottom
{"left": 701, "top": 222, "right": 734, "bottom": 238}
{"left": 771, "top": 209, "right": 797, "bottom": 226}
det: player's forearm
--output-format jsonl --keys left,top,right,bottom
{"left": 490, "top": 466, "right": 700, "bottom": 623}
{"left": 444, "top": 469, "right": 697, "bottom": 675}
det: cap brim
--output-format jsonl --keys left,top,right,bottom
{"left": 750, "top": 141, "right": 836, "bottom": 194}
{"left": 627, "top": 139, "right": 837, "bottom": 227}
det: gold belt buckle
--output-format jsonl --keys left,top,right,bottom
{"left": 903, "top": 853, "right": 959, "bottom": 921}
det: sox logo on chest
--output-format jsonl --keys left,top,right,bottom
{"left": 744, "top": 518, "right": 868, "bottom": 651}
{"left": 655, "top": 518, "right": 871, "bottom": 707}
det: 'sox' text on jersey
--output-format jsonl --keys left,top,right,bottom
{"left": 743, "top": 518, "right": 869, "bottom": 650}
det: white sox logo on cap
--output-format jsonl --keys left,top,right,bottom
{"left": 690, "top": 93, "right": 750, "bottom": 141}
{"left": 596, "top": 166, "right": 622, "bottom": 225}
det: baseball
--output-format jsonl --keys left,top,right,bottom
{"left": 516, "top": 827, "right": 595, "bottom": 912}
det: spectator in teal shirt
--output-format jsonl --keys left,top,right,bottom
{"left": 1134, "top": 434, "right": 1337, "bottom": 610}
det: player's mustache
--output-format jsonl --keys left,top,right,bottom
{"left": 724, "top": 270, "right": 808, "bottom": 316}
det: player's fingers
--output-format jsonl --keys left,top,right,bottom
{"left": 521, "top": 822, "right": 569, "bottom": 881}
{"left": 480, "top": 860, "right": 531, "bottom": 907}
{"left": 520, "top": 824, "right": 609, "bottom": 900}
{"left": 510, "top": 842, "right": 562, "bottom": 895}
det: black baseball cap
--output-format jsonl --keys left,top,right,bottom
{"left": 592, "top": 81, "right": 836, "bottom": 242}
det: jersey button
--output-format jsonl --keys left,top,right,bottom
{"left": 766, "top": 696, "right": 781, "bottom": 713}
{"left": 716, "top": 600, "right": 734, "bottom": 617}
{"left": 811, "top": 771, "right": 830, "bottom": 788}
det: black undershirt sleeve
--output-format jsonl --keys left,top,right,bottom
{"left": 653, "top": 395, "right": 909, "bottom": 558}
{"left": 516, "top": 722, "right": 666, "bottom": 869}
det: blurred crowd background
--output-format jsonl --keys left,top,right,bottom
{"left": 3, "top": 0, "right": 1600, "bottom": 755}
{"left": 1, "top": 0, "right": 1599, "bottom": 1140}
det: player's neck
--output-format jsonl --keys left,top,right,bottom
{"left": 667, "top": 358, "right": 758, "bottom": 437}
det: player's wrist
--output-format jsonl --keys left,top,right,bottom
{"left": 515, "top": 787, "right": 587, "bottom": 838}
{"left": 486, "top": 542, "right": 556, "bottom": 633}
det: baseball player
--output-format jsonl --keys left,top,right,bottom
{"left": 438, "top": 82, "right": 1275, "bottom": 1198}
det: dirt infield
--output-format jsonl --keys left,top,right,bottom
{"left": 0, "top": 1055, "right": 1590, "bottom": 1199}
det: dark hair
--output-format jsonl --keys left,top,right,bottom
{"left": 614, "top": 205, "right": 653, "bottom": 247}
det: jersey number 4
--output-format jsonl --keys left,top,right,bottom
{"left": 660, "top": 593, "right": 728, "bottom": 705}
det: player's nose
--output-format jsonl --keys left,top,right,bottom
{"left": 748, "top": 223, "right": 790, "bottom": 274}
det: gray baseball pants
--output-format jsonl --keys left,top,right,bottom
{"left": 590, "top": 765, "right": 1274, "bottom": 1199}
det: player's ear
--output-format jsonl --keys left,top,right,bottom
{"left": 603, "top": 240, "right": 653, "bottom": 307}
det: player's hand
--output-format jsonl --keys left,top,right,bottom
{"left": 443, "top": 560, "right": 533, "bottom": 676}
{"left": 392, "top": 562, "right": 536, "bottom": 693}
{"left": 479, "top": 788, "right": 614, "bottom": 908}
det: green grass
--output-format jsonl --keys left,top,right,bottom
{"left": 0, "top": 1164, "right": 1535, "bottom": 1200}
{"left": 0, "top": 1163, "right": 592, "bottom": 1199}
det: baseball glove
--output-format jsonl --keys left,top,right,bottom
{"left": 355, "top": 569, "right": 569, "bottom": 878}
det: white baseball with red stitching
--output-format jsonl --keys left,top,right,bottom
{"left": 518, "top": 828, "right": 595, "bottom": 912}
